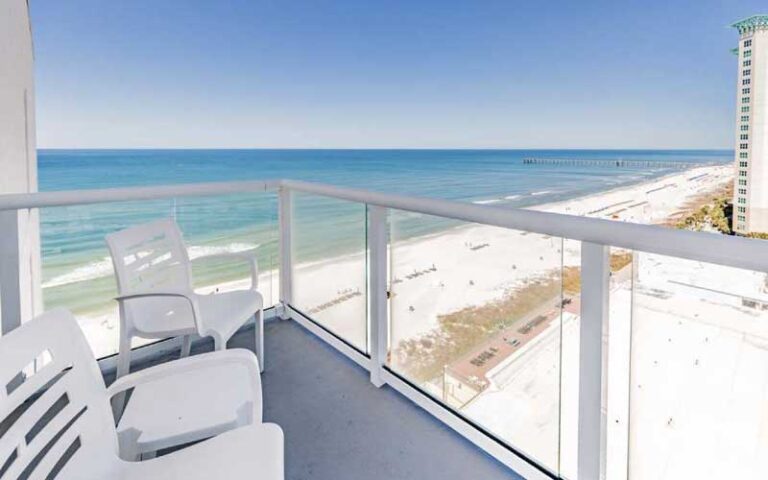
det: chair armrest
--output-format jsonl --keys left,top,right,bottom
{"left": 115, "top": 290, "right": 203, "bottom": 333}
{"left": 191, "top": 252, "right": 260, "bottom": 290}
{"left": 107, "top": 348, "right": 262, "bottom": 398}
{"left": 129, "top": 423, "right": 283, "bottom": 478}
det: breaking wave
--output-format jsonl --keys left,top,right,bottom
{"left": 42, "top": 242, "right": 259, "bottom": 288}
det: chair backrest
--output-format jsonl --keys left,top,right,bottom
{"left": 0, "top": 309, "right": 118, "bottom": 479}
{"left": 105, "top": 218, "right": 191, "bottom": 295}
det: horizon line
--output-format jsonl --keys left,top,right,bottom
{"left": 36, "top": 146, "right": 736, "bottom": 152}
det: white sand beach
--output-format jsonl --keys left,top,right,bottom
{"left": 289, "top": 164, "right": 735, "bottom": 349}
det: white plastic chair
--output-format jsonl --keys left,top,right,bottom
{"left": 0, "top": 308, "right": 283, "bottom": 480}
{"left": 105, "top": 218, "right": 264, "bottom": 378}
{"left": 111, "top": 345, "right": 264, "bottom": 461}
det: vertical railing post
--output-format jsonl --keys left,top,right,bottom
{"left": 0, "top": 208, "right": 41, "bottom": 335}
{"left": 578, "top": 241, "right": 610, "bottom": 480}
{"left": 278, "top": 186, "right": 293, "bottom": 320}
{"left": 368, "top": 205, "right": 389, "bottom": 387}
{"left": 0, "top": 209, "right": 22, "bottom": 334}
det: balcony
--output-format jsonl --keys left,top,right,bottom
{"left": 112, "top": 313, "right": 522, "bottom": 480}
{"left": 2, "top": 179, "right": 768, "bottom": 480}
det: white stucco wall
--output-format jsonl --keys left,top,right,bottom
{"left": 0, "top": 0, "right": 42, "bottom": 332}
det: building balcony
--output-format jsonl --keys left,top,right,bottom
{"left": 112, "top": 313, "right": 523, "bottom": 480}
{"left": 1, "top": 179, "right": 768, "bottom": 480}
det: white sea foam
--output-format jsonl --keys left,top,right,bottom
{"left": 531, "top": 190, "right": 552, "bottom": 196}
{"left": 42, "top": 242, "right": 259, "bottom": 288}
{"left": 187, "top": 243, "right": 258, "bottom": 260}
{"left": 42, "top": 257, "right": 115, "bottom": 289}
{"left": 472, "top": 199, "right": 503, "bottom": 205}
{"left": 504, "top": 195, "right": 521, "bottom": 200}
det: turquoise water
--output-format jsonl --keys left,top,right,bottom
{"left": 38, "top": 149, "right": 731, "bottom": 314}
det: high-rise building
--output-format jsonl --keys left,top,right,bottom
{"left": 733, "top": 15, "right": 768, "bottom": 234}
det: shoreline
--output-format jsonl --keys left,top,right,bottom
{"left": 70, "top": 163, "right": 734, "bottom": 358}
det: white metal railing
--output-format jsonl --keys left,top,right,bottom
{"left": 281, "top": 179, "right": 768, "bottom": 272}
{"left": 2, "top": 179, "right": 765, "bottom": 272}
{"left": 1, "top": 178, "right": 767, "bottom": 480}
{"left": 0, "top": 180, "right": 278, "bottom": 210}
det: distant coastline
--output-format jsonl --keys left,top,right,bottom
{"left": 36, "top": 149, "right": 733, "bottom": 357}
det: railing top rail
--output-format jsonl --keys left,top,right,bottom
{"left": 0, "top": 178, "right": 765, "bottom": 273}
{"left": 282, "top": 179, "right": 768, "bottom": 273}
{"left": 0, "top": 180, "right": 279, "bottom": 210}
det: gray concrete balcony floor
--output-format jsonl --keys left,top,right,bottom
{"left": 108, "top": 318, "right": 524, "bottom": 480}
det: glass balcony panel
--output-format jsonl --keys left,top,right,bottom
{"left": 40, "top": 192, "right": 278, "bottom": 358}
{"left": 628, "top": 252, "right": 768, "bottom": 479}
{"left": 557, "top": 238, "right": 581, "bottom": 480}
{"left": 291, "top": 192, "right": 368, "bottom": 353}
{"left": 176, "top": 192, "right": 279, "bottom": 307}
{"left": 387, "top": 210, "right": 565, "bottom": 474}
{"left": 556, "top": 243, "right": 634, "bottom": 480}
{"left": 605, "top": 248, "right": 634, "bottom": 480}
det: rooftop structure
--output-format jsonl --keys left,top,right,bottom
{"left": 732, "top": 15, "right": 768, "bottom": 34}
{"left": 442, "top": 301, "right": 568, "bottom": 409}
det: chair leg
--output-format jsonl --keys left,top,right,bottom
{"left": 117, "top": 334, "right": 132, "bottom": 379}
{"left": 180, "top": 335, "right": 192, "bottom": 358}
{"left": 117, "top": 429, "right": 142, "bottom": 462}
{"left": 255, "top": 310, "right": 264, "bottom": 373}
{"left": 112, "top": 334, "right": 132, "bottom": 421}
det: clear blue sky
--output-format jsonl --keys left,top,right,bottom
{"left": 30, "top": 0, "right": 764, "bottom": 149}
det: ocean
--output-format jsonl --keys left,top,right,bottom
{"left": 38, "top": 149, "right": 731, "bottom": 316}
